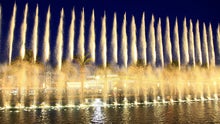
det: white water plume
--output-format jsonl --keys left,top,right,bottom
{"left": 67, "top": 8, "right": 75, "bottom": 62}
{"left": 195, "top": 20, "right": 202, "bottom": 65}
{"left": 88, "top": 10, "right": 95, "bottom": 63}
{"left": 148, "top": 15, "right": 156, "bottom": 66}
{"left": 43, "top": 6, "right": 51, "bottom": 64}
{"left": 129, "top": 16, "right": 137, "bottom": 65}
{"left": 156, "top": 18, "right": 164, "bottom": 67}
{"left": 77, "top": 8, "right": 85, "bottom": 60}
{"left": 120, "top": 13, "right": 128, "bottom": 68}
{"left": 55, "top": 9, "right": 64, "bottom": 71}
{"left": 188, "top": 19, "right": 195, "bottom": 66}
{"left": 138, "top": 12, "right": 147, "bottom": 66}
{"left": 173, "top": 18, "right": 180, "bottom": 67}
{"left": 202, "top": 23, "right": 209, "bottom": 67}
{"left": 31, "top": 5, "right": 39, "bottom": 63}
{"left": 181, "top": 17, "right": 189, "bottom": 66}
{"left": 208, "top": 23, "right": 215, "bottom": 67}
{"left": 164, "top": 17, "right": 172, "bottom": 65}
{"left": 7, "top": 4, "right": 17, "bottom": 65}
{"left": 110, "top": 13, "right": 118, "bottom": 64}
{"left": 100, "top": 13, "right": 107, "bottom": 68}
{"left": 20, "top": 4, "right": 28, "bottom": 60}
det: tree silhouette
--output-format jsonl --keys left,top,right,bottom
{"left": 74, "top": 54, "right": 92, "bottom": 104}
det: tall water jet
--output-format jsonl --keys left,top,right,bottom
{"left": 77, "top": 8, "right": 85, "bottom": 60}
{"left": 208, "top": 23, "right": 215, "bottom": 67}
{"left": 164, "top": 17, "right": 172, "bottom": 65}
{"left": 19, "top": 4, "right": 28, "bottom": 60}
{"left": 188, "top": 19, "right": 195, "bottom": 66}
{"left": 55, "top": 9, "right": 64, "bottom": 71}
{"left": 156, "top": 18, "right": 164, "bottom": 67}
{"left": 100, "top": 13, "right": 107, "bottom": 67}
{"left": 110, "top": 13, "right": 118, "bottom": 64}
{"left": 67, "top": 8, "right": 75, "bottom": 62}
{"left": 173, "top": 18, "right": 180, "bottom": 68}
{"left": 88, "top": 10, "right": 95, "bottom": 63}
{"left": 129, "top": 16, "right": 137, "bottom": 65}
{"left": 148, "top": 15, "right": 156, "bottom": 66}
{"left": 120, "top": 13, "right": 128, "bottom": 68}
{"left": 7, "top": 4, "right": 17, "bottom": 65}
{"left": 216, "top": 24, "right": 220, "bottom": 63}
{"left": 181, "top": 17, "right": 189, "bottom": 66}
{"left": 138, "top": 12, "right": 147, "bottom": 66}
{"left": 31, "top": 5, "right": 39, "bottom": 63}
{"left": 195, "top": 20, "right": 202, "bottom": 65}
{"left": 202, "top": 23, "right": 209, "bottom": 67}
{"left": 42, "top": 6, "right": 51, "bottom": 64}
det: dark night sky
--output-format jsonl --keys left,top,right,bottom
{"left": 0, "top": 0, "right": 220, "bottom": 63}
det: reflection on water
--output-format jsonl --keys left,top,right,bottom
{"left": 0, "top": 101, "right": 220, "bottom": 123}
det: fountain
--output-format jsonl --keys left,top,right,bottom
{"left": 19, "top": 4, "right": 28, "bottom": 60}
{"left": 156, "top": 18, "right": 164, "bottom": 67}
{"left": 77, "top": 8, "right": 85, "bottom": 61}
{"left": 31, "top": 5, "right": 39, "bottom": 63}
{"left": 110, "top": 13, "right": 118, "bottom": 65}
{"left": 188, "top": 19, "right": 195, "bottom": 66}
{"left": 202, "top": 23, "right": 209, "bottom": 67}
{"left": 88, "top": 10, "right": 95, "bottom": 63}
{"left": 164, "top": 17, "right": 172, "bottom": 65}
{"left": 148, "top": 15, "right": 156, "bottom": 67}
{"left": 55, "top": 9, "right": 64, "bottom": 71}
{"left": 99, "top": 12, "right": 107, "bottom": 68}
{"left": 195, "top": 20, "right": 203, "bottom": 65}
{"left": 181, "top": 17, "right": 189, "bottom": 66}
{"left": 129, "top": 16, "right": 137, "bottom": 65}
{"left": 0, "top": 3, "right": 220, "bottom": 109}
{"left": 120, "top": 13, "right": 128, "bottom": 68}
{"left": 42, "top": 6, "right": 51, "bottom": 64}
{"left": 67, "top": 8, "right": 75, "bottom": 62}
{"left": 138, "top": 12, "right": 147, "bottom": 66}
{"left": 173, "top": 18, "right": 180, "bottom": 68}
{"left": 7, "top": 4, "right": 16, "bottom": 65}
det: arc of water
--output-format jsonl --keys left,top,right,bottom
{"left": 130, "top": 16, "right": 137, "bottom": 65}
{"left": 32, "top": 5, "right": 39, "bottom": 63}
{"left": 77, "top": 8, "right": 85, "bottom": 60}
{"left": 188, "top": 19, "right": 195, "bottom": 67}
{"left": 110, "top": 13, "right": 118, "bottom": 64}
{"left": 173, "top": 18, "right": 181, "bottom": 68}
{"left": 55, "top": 9, "right": 64, "bottom": 71}
{"left": 138, "top": 12, "right": 147, "bottom": 66}
{"left": 195, "top": 20, "right": 202, "bottom": 65}
{"left": 120, "top": 13, "right": 128, "bottom": 68}
{"left": 202, "top": 23, "right": 209, "bottom": 67}
{"left": 208, "top": 23, "right": 215, "bottom": 67}
{"left": 156, "top": 18, "right": 164, "bottom": 67}
{"left": 43, "top": 6, "right": 51, "bottom": 64}
{"left": 181, "top": 17, "right": 189, "bottom": 66}
{"left": 67, "top": 8, "right": 75, "bottom": 62}
{"left": 88, "top": 9, "right": 95, "bottom": 63}
{"left": 100, "top": 12, "right": 107, "bottom": 68}
{"left": 7, "top": 4, "right": 17, "bottom": 65}
{"left": 148, "top": 15, "right": 156, "bottom": 67}
{"left": 20, "top": 4, "right": 28, "bottom": 60}
{"left": 164, "top": 17, "right": 172, "bottom": 65}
